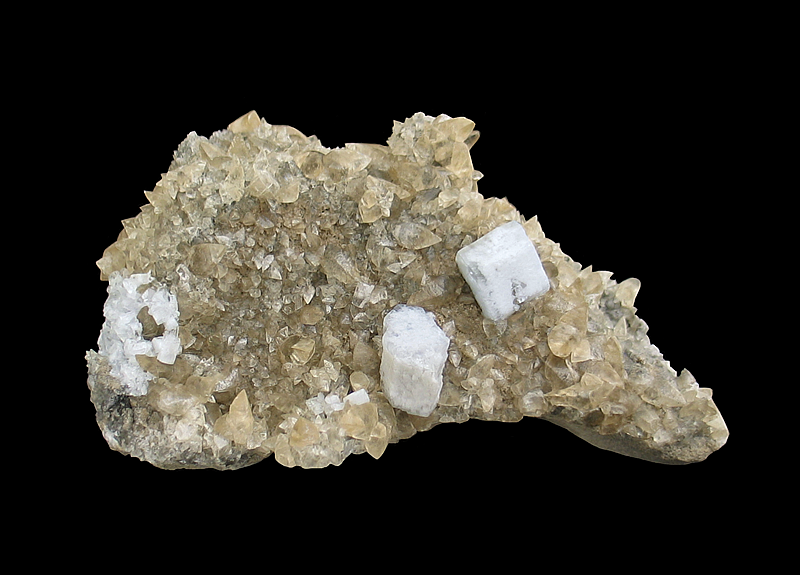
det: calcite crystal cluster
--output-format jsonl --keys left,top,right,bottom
{"left": 86, "top": 111, "right": 728, "bottom": 469}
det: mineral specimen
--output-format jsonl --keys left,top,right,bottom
{"left": 86, "top": 110, "right": 729, "bottom": 469}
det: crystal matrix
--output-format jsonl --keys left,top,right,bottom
{"left": 86, "top": 110, "right": 728, "bottom": 469}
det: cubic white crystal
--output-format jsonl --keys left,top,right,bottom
{"left": 456, "top": 220, "right": 550, "bottom": 321}
{"left": 380, "top": 305, "right": 450, "bottom": 417}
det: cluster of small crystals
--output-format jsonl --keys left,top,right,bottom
{"left": 88, "top": 111, "right": 728, "bottom": 469}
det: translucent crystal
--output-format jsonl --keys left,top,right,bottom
{"left": 86, "top": 110, "right": 728, "bottom": 470}
{"left": 213, "top": 390, "right": 257, "bottom": 447}
{"left": 392, "top": 222, "right": 442, "bottom": 250}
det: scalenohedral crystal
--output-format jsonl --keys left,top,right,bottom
{"left": 86, "top": 110, "right": 729, "bottom": 469}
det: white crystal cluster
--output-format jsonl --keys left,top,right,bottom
{"left": 456, "top": 221, "right": 550, "bottom": 321}
{"left": 305, "top": 389, "right": 370, "bottom": 416}
{"left": 380, "top": 305, "right": 450, "bottom": 417}
{"left": 97, "top": 271, "right": 181, "bottom": 396}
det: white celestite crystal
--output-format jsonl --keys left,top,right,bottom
{"left": 97, "top": 271, "right": 182, "bottom": 396}
{"left": 456, "top": 220, "right": 550, "bottom": 321}
{"left": 380, "top": 305, "right": 450, "bottom": 417}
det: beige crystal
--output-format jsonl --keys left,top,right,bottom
{"left": 214, "top": 389, "right": 255, "bottom": 446}
{"left": 86, "top": 110, "right": 728, "bottom": 470}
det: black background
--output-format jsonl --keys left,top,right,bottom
{"left": 63, "top": 40, "right": 746, "bottom": 522}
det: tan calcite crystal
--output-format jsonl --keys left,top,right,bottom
{"left": 86, "top": 111, "right": 728, "bottom": 470}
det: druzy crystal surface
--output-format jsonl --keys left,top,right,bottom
{"left": 86, "top": 110, "right": 728, "bottom": 469}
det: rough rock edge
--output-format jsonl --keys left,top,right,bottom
{"left": 87, "top": 350, "right": 267, "bottom": 470}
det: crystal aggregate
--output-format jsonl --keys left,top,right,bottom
{"left": 86, "top": 110, "right": 729, "bottom": 469}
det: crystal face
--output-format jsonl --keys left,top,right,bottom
{"left": 380, "top": 305, "right": 450, "bottom": 417}
{"left": 86, "top": 111, "right": 729, "bottom": 469}
{"left": 456, "top": 220, "right": 550, "bottom": 321}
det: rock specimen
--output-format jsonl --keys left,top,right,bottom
{"left": 86, "top": 110, "right": 729, "bottom": 469}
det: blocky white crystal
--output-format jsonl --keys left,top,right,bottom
{"left": 380, "top": 305, "right": 450, "bottom": 417}
{"left": 152, "top": 332, "right": 181, "bottom": 364}
{"left": 97, "top": 271, "right": 182, "bottom": 396}
{"left": 344, "top": 388, "right": 370, "bottom": 405}
{"left": 456, "top": 221, "right": 550, "bottom": 321}
{"left": 306, "top": 392, "right": 347, "bottom": 416}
